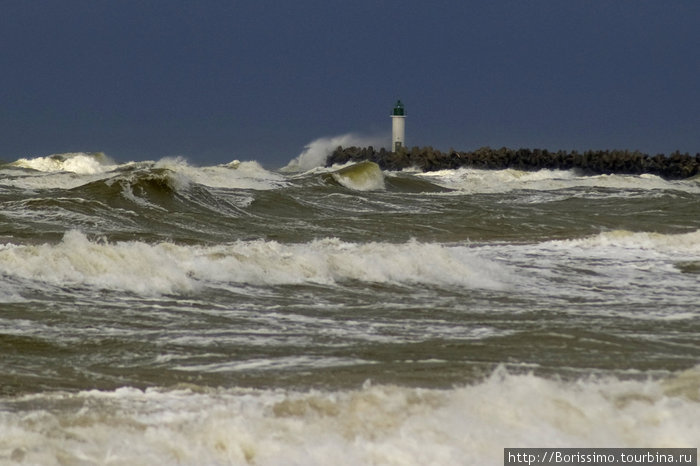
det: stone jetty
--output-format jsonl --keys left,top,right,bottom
{"left": 327, "top": 146, "right": 700, "bottom": 179}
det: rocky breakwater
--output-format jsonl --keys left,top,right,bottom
{"left": 326, "top": 146, "right": 700, "bottom": 179}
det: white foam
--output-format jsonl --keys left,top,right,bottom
{"left": 3, "top": 156, "right": 286, "bottom": 192}
{"left": 0, "top": 172, "right": 106, "bottom": 191}
{"left": 282, "top": 133, "right": 387, "bottom": 172}
{"left": 548, "top": 229, "right": 700, "bottom": 255}
{"left": 418, "top": 167, "right": 700, "bottom": 194}
{"left": 0, "top": 199, "right": 134, "bottom": 232}
{"left": 12, "top": 152, "right": 116, "bottom": 175}
{"left": 488, "top": 229, "right": 700, "bottom": 315}
{"left": 0, "top": 232, "right": 508, "bottom": 295}
{"left": 417, "top": 167, "right": 574, "bottom": 193}
{"left": 153, "top": 157, "right": 287, "bottom": 190}
{"left": 1, "top": 156, "right": 120, "bottom": 190}
{"left": 1, "top": 367, "right": 698, "bottom": 465}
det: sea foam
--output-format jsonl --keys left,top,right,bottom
{"left": 486, "top": 229, "right": 700, "bottom": 316}
{"left": 562, "top": 229, "right": 700, "bottom": 254}
{"left": 282, "top": 133, "right": 387, "bottom": 172}
{"left": 3, "top": 153, "right": 119, "bottom": 190}
{"left": 0, "top": 232, "right": 507, "bottom": 295}
{"left": 1, "top": 367, "right": 697, "bottom": 465}
{"left": 418, "top": 167, "right": 700, "bottom": 194}
{"left": 4, "top": 155, "right": 286, "bottom": 192}
{"left": 153, "top": 157, "right": 287, "bottom": 190}
{"left": 12, "top": 152, "right": 116, "bottom": 175}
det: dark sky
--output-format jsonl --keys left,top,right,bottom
{"left": 2, "top": 1, "right": 699, "bottom": 168}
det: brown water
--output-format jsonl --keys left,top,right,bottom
{"left": 0, "top": 154, "right": 698, "bottom": 464}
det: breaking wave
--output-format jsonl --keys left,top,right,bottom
{"left": 550, "top": 229, "right": 700, "bottom": 254}
{"left": 2, "top": 155, "right": 286, "bottom": 192}
{"left": 1, "top": 366, "right": 697, "bottom": 465}
{"left": 417, "top": 167, "right": 700, "bottom": 194}
{"left": 152, "top": 157, "right": 287, "bottom": 190}
{"left": 331, "top": 161, "right": 385, "bottom": 191}
{"left": 0, "top": 231, "right": 508, "bottom": 296}
{"left": 282, "top": 133, "right": 387, "bottom": 172}
{"left": 11, "top": 152, "right": 116, "bottom": 175}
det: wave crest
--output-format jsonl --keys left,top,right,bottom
{"left": 12, "top": 152, "right": 116, "bottom": 174}
{"left": 0, "top": 232, "right": 508, "bottom": 295}
{"left": 2, "top": 366, "right": 698, "bottom": 465}
{"left": 418, "top": 167, "right": 700, "bottom": 194}
{"left": 331, "top": 161, "right": 385, "bottom": 191}
{"left": 282, "top": 133, "right": 387, "bottom": 172}
{"left": 555, "top": 229, "right": 700, "bottom": 254}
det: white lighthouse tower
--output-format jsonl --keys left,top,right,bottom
{"left": 391, "top": 100, "right": 405, "bottom": 152}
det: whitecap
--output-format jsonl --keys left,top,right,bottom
{"left": 282, "top": 133, "right": 387, "bottom": 172}
{"left": 12, "top": 152, "right": 117, "bottom": 175}
{"left": 1, "top": 367, "right": 697, "bottom": 465}
{"left": 0, "top": 232, "right": 509, "bottom": 295}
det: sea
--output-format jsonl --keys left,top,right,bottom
{"left": 0, "top": 149, "right": 698, "bottom": 465}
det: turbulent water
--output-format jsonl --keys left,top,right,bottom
{"left": 0, "top": 152, "right": 698, "bottom": 465}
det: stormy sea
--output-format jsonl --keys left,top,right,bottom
{"left": 0, "top": 147, "right": 698, "bottom": 465}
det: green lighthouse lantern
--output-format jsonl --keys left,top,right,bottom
{"left": 392, "top": 100, "right": 405, "bottom": 116}
{"left": 391, "top": 100, "right": 406, "bottom": 152}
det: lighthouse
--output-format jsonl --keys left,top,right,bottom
{"left": 391, "top": 100, "right": 405, "bottom": 152}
